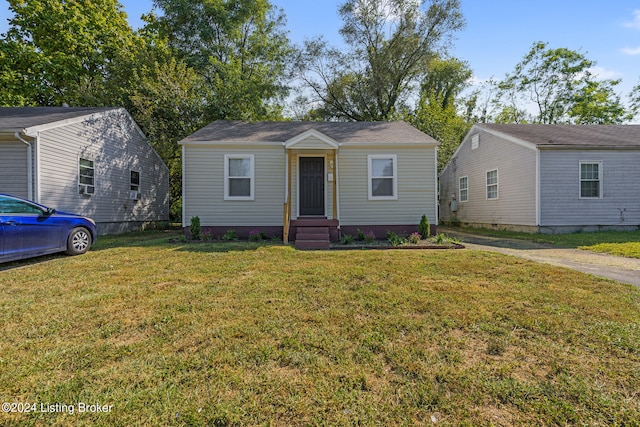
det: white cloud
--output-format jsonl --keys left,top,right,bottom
{"left": 623, "top": 9, "right": 640, "bottom": 29}
{"left": 620, "top": 46, "right": 640, "bottom": 55}
{"left": 588, "top": 66, "right": 622, "bottom": 80}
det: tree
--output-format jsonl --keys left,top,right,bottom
{"left": 296, "top": 0, "right": 465, "bottom": 121}
{"left": 0, "top": 0, "right": 140, "bottom": 106}
{"left": 151, "top": 0, "right": 292, "bottom": 121}
{"left": 495, "top": 41, "right": 633, "bottom": 124}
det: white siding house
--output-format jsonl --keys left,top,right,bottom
{"left": 180, "top": 121, "right": 439, "bottom": 248}
{"left": 0, "top": 107, "right": 170, "bottom": 234}
{"left": 440, "top": 124, "right": 640, "bottom": 233}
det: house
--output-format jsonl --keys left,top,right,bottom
{"left": 0, "top": 107, "right": 170, "bottom": 235}
{"left": 180, "top": 120, "right": 438, "bottom": 248}
{"left": 439, "top": 123, "right": 640, "bottom": 234}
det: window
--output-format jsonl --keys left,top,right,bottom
{"left": 580, "top": 161, "right": 602, "bottom": 198}
{"left": 0, "top": 195, "right": 44, "bottom": 215}
{"left": 368, "top": 155, "right": 397, "bottom": 200}
{"left": 486, "top": 169, "right": 498, "bottom": 200}
{"left": 79, "top": 158, "right": 95, "bottom": 195}
{"left": 459, "top": 176, "right": 468, "bottom": 202}
{"left": 130, "top": 170, "right": 140, "bottom": 191}
{"left": 224, "top": 154, "right": 254, "bottom": 200}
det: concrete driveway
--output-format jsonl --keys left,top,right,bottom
{"left": 443, "top": 229, "right": 640, "bottom": 288}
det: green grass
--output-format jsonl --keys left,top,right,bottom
{"left": 450, "top": 227, "right": 640, "bottom": 258}
{"left": 1, "top": 231, "right": 639, "bottom": 426}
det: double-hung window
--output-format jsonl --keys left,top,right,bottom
{"left": 368, "top": 155, "right": 397, "bottom": 200}
{"left": 580, "top": 161, "right": 602, "bottom": 199}
{"left": 130, "top": 171, "right": 140, "bottom": 192}
{"left": 79, "top": 158, "right": 95, "bottom": 195}
{"left": 459, "top": 176, "right": 468, "bottom": 202}
{"left": 224, "top": 154, "right": 254, "bottom": 200}
{"left": 486, "top": 169, "right": 498, "bottom": 200}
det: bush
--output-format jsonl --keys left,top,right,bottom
{"left": 340, "top": 234, "right": 354, "bottom": 244}
{"left": 363, "top": 230, "right": 376, "bottom": 244}
{"left": 386, "top": 230, "right": 407, "bottom": 246}
{"left": 248, "top": 229, "right": 264, "bottom": 242}
{"left": 356, "top": 229, "right": 366, "bottom": 241}
{"left": 222, "top": 229, "right": 238, "bottom": 241}
{"left": 190, "top": 216, "right": 201, "bottom": 240}
{"left": 408, "top": 232, "right": 421, "bottom": 244}
{"left": 419, "top": 214, "right": 430, "bottom": 237}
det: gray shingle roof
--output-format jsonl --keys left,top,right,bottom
{"left": 479, "top": 123, "right": 640, "bottom": 147}
{"left": 180, "top": 120, "right": 438, "bottom": 144}
{"left": 0, "top": 107, "right": 117, "bottom": 131}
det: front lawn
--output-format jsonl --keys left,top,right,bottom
{"left": 448, "top": 226, "right": 640, "bottom": 258}
{"left": 0, "top": 231, "right": 639, "bottom": 426}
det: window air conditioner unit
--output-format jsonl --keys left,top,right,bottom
{"left": 129, "top": 190, "right": 141, "bottom": 200}
{"left": 79, "top": 184, "right": 88, "bottom": 194}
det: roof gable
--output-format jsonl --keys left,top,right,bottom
{"left": 285, "top": 129, "right": 339, "bottom": 149}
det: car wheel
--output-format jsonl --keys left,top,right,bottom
{"left": 66, "top": 227, "right": 92, "bottom": 255}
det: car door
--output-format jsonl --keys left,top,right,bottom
{"left": 0, "top": 196, "right": 63, "bottom": 258}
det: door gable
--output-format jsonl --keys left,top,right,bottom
{"left": 285, "top": 129, "right": 339, "bottom": 150}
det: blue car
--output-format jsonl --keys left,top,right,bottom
{"left": 0, "top": 194, "right": 97, "bottom": 263}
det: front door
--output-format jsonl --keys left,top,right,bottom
{"left": 299, "top": 157, "right": 325, "bottom": 216}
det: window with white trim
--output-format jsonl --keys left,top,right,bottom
{"left": 78, "top": 158, "right": 95, "bottom": 195}
{"left": 130, "top": 170, "right": 140, "bottom": 191}
{"left": 486, "top": 169, "right": 498, "bottom": 200}
{"left": 224, "top": 154, "right": 254, "bottom": 200}
{"left": 459, "top": 176, "right": 468, "bottom": 202}
{"left": 368, "top": 155, "right": 397, "bottom": 200}
{"left": 580, "top": 161, "right": 602, "bottom": 198}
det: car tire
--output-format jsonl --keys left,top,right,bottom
{"left": 66, "top": 227, "right": 92, "bottom": 255}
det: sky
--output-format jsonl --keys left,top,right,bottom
{"left": 1, "top": 0, "right": 639, "bottom": 97}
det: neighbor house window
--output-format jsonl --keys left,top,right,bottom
{"left": 580, "top": 161, "right": 602, "bottom": 198}
{"left": 130, "top": 170, "right": 140, "bottom": 192}
{"left": 459, "top": 176, "right": 468, "bottom": 202}
{"left": 486, "top": 169, "right": 498, "bottom": 200}
{"left": 368, "top": 155, "right": 397, "bottom": 200}
{"left": 78, "top": 158, "right": 95, "bottom": 195}
{"left": 224, "top": 154, "right": 254, "bottom": 200}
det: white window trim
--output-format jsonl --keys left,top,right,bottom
{"left": 78, "top": 157, "right": 95, "bottom": 195}
{"left": 130, "top": 169, "right": 140, "bottom": 192}
{"left": 486, "top": 169, "right": 499, "bottom": 200}
{"left": 368, "top": 154, "right": 398, "bottom": 200}
{"left": 459, "top": 176, "right": 468, "bottom": 202}
{"left": 579, "top": 161, "right": 603, "bottom": 200}
{"left": 224, "top": 154, "right": 255, "bottom": 201}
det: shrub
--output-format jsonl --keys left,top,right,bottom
{"left": 408, "top": 232, "right": 422, "bottom": 244}
{"left": 340, "top": 234, "right": 354, "bottom": 244}
{"left": 387, "top": 230, "right": 407, "bottom": 246}
{"left": 363, "top": 230, "right": 376, "bottom": 244}
{"left": 419, "top": 214, "right": 430, "bottom": 237}
{"left": 248, "top": 229, "right": 264, "bottom": 242}
{"left": 222, "top": 229, "right": 238, "bottom": 241}
{"left": 190, "top": 216, "right": 201, "bottom": 240}
{"left": 356, "top": 229, "right": 366, "bottom": 241}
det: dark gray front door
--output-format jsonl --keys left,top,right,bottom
{"left": 299, "top": 157, "right": 324, "bottom": 216}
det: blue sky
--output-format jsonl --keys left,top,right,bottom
{"left": 1, "top": 0, "right": 639, "bottom": 96}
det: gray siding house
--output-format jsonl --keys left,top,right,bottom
{"left": 0, "top": 107, "right": 170, "bottom": 234}
{"left": 439, "top": 124, "right": 640, "bottom": 233}
{"left": 180, "top": 120, "right": 438, "bottom": 248}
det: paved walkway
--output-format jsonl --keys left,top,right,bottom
{"left": 442, "top": 229, "right": 640, "bottom": 288}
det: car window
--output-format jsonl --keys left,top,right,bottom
{"left": 0, "top": 197, "right": 45, "bottom": 215}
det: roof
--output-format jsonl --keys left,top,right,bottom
{"left": 478, "top": 123, "right": 640, "bottom": 148}
{"left": 180, "top": 120, "right": 438, "bottom": 144}
{"left": 0, "top": 107, "right": 118, "bottom": 133}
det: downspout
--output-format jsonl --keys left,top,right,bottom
{"left": 14, "top": 132, "right": 34, "bottom": 200}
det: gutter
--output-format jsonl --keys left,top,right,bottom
{"left": 14, "top": 132, "right": 34, "bottom": 200}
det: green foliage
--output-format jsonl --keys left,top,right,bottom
{"left": 363, "top": 230, "right": 376, "bottom": 244}
{"left": 296, "top": 0, "right": 465, "bottom": 121}
{"left": 408, "top": 232, "right": 422, "bottom": 244}
{"left": 248, "top": 230, "right": 266, "bottom": 242}
{"left": 495, "top": 41, "right": 634, "bottom": 124}
{"left": 190, "top": 216, "right": 201, "bottom": 240}
{"left": 356, "top": 229, "right": 366, "bottom": 241}
{"left": 386, "top": 230, "right": 407, "bottom": 246}
{"left": 340, "top": 234, "right": 354, "bottom": 244}
{"left": 222, "top": 229, "right": 239, "bottom": 241}
{"left": 418, "top": 214, "right": 431, "bottom": 238}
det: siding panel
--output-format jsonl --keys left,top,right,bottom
{"left": 0, "top": 141, "right": 29, "bottom": 198}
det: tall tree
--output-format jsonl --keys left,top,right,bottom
{"left": 495, "top": 41, "right": 633, "bottom": 124}
{"left": 0, "top": 0, "right": 140, "bottom": 106}
{"left": 296, "top": 0, "right": 465, "bottom": 121}
{"left": 151, "top": 0, "right": 292, "bottom": 121}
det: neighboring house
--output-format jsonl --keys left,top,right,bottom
{"left": 0, "top": 107, "right": 170, "bottom": 235}
{"left": 180, "top": 120, "right": 438, "bottom": 248}
{"left": 439, "top": 123, "right": 640, "bottom": 233}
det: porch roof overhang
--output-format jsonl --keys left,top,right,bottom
{"left": 284, "top": 129, "right": 339, "bottom": 150}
